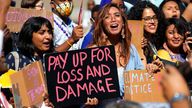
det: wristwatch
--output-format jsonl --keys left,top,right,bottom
{"left": 170, "top": 93, "right": 189, "bottom": 103}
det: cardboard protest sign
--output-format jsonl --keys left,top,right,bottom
{"left": 10, "top": 61, "right": 47, "bottom": 107}
{"left": 128, "top": 20, "right": 145, "bottom": 60}
{"left": 6, "top": 7, "right": 53, "bottom": 32}
{"left": 124, "top": 70, "right": 166, "bottom": 102}
{"left": 44, "top": 45, "right": 120, "bottom": 107}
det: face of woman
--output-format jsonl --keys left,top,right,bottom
{"left": 166, "top": 24, "right": 184, "bottom": 49}
{"left": 32, "top": 25, "right": 53, "bottom": 52}
{"left": 142, "top": 8, "right": 158, "bottom": 34}
{"left": 103, "top": 7, "right": 123, "bottom": 36}
{"left": 162, "top": 1, "right": 180, "bottom": 19}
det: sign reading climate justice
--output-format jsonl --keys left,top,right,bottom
{"left": 124, "top": 70, "right": 166, "bottom": 102}
{"left": 44, "top": 46, "right": 120, "bottom": 107}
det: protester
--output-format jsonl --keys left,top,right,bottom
{"left": 147, "top": 18, "right": 189, "bottom": 76}
{"left": 89, "top": 4, "right": 144, "bottom": 107}
{"left": 159, "top": 0, "right": 192, "bottom": 20}
{"left": 6, "top": 17, "right": 54, "bottom": 70}
{"left": 159, "top": 0, "right": 181, "bottom": 19}
{"left": 4, "top": 15, "right": 98, "bottom": 107}
{"left": 159, "top": 0, "right": 192, "bottom": 38}
{"left": 4, "top": 17, "right": 54, "bottom": 107}
{"left": 21, "top": 0, "right": 44, "bottom": 10}
{"left": 50, "top": 0, "right": 84, "bottom": 52}
{"left": 157, "top": 18, "right": 188, "bottom": 63}
{"left": 81, "top": 0, "right": 128, "bottom": 49}
{"left": 128, "top": 1, "right": 161, "bottom": 65}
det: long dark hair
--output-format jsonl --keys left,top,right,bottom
{"left": 128, "top": 1, "right": 161, "bottom": 48}
{"left": 128, "top": 1, "right": 160, "bottom": 21}
{"left": 17, "top": 17, "right": 54, "bottom": 57}
{"left": 159, "top": 18, "right": 188, "bottom": 52}
{"left": 161, "top": 18, "right": 188, "bottom": 42}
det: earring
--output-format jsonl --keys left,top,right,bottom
{"left": 121, "top": 28, "right": 125, "bottom": 39}
{"left": 101, "top": 32, "right": 107, "bottom": 39}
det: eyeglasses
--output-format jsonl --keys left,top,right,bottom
{"left": 142, "top": 15, "right": 158, "bottom": 22}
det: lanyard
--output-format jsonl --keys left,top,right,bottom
{"left": 54, "top": 19, "right": 74, "bottom": 37}
{"left": 148, "top": 41, "right": 157, "bottom": 55}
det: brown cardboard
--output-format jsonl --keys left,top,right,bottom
{"left": 10, "top": 61, "right": 47, "bottom": 107}
{"left": 128, "top": 20, "right": 145, "bottom": 60}
{"left": 6, "top": 7, "right": 53, "bottom": 32}
{"left": 124, "top": 70, "right": 166, "bottom": 102}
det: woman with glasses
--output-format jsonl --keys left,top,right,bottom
{"left": 128, "top": 1, "right": 161, "bottom": 65}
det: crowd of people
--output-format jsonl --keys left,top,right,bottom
{"left": 0, "top": 0, "right": 192, "bottom": 108}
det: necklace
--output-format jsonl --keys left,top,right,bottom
{"left": 170, "top": 54, "right": 185, "bottom": 62}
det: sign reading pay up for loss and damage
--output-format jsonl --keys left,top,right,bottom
{"left": 44, "top": 46, "right": 120, "bottom": 107}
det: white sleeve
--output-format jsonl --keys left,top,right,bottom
{"left": 0, "top": 30, "right": 3, "bottom": 37}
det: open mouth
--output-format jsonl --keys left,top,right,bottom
{"left": 172, "top": 40, "right": 181, "bottom": 44}
{"left": 110, "top": 23, "right": 118, "bottom": 28}
{"left": 43, "top": 42, "right": 51, "bottom": 47}
{"left": 148, "top": 25, "right": 156, "bottom": 29}
{"left": 110, "top": 23, "right": 119, "bottom": 30}
{"left": 172, "top": 15, "right": 178, "bottom": 18}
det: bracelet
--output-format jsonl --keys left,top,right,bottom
{"left": 170, "top": 93, "right": 188, "bottom": 103}
{"left": 66, "top": 40, "right": 72, "bottom": 47}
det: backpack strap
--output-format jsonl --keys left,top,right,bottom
{"left": 10, "top": 51, "right": 19, "bottom": 71}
